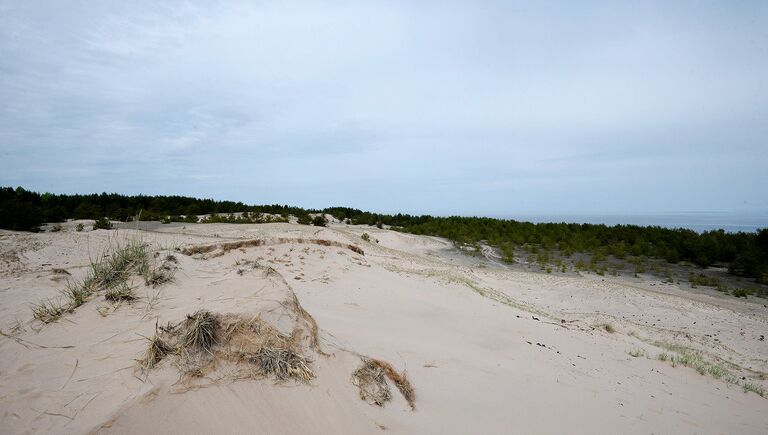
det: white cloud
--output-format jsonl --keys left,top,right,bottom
{"left": 0, "top": 0, "right": 766, "bottom": 214}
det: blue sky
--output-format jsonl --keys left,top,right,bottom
{"left": 1, "top": 1, "right": 767, "bottom": 216}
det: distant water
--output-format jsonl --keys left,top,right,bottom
{"left": 502, "top": 212, "right": 768, "bottom": 233}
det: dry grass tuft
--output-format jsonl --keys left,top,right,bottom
{"left": 352, "top": 358, "right": 416, "bottom": 410}
{"left": 139, "top": 312, "right": 315, "bottom": 384}
{"left": 139, "top": 332, "right": 173, "bottom": 370}
{"left": 31, "top": 299, "right": 68, "bottom": 323}
{"left": 352, "top": 359, "right": 392, "bottom": 406}
{"left": 105, "top": 282, "right": 136, "bottom": 302}
{"left": 182, "top": 310, "right": 219, "bottom": 353}
{"left": 251, "top": 347, "right": 314, "bottom": 383}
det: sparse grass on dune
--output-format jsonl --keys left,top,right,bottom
{"left": 63, "top": 281, "right": 90, "bottom": 308}
{"left": 653, "top": 341, "right": 766, "bottom": 398}
{"left": 31, "top": 238, "right": 176, "bottom": 323}
{"left": 742, "top": 381, "right": 767, "bottom": 397}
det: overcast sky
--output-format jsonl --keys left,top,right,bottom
{"left": 1, "top": 1, "right": 767, "bottom": 216}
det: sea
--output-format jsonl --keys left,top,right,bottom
{"left": 501, "top": 212, "right": 768, "bottom": 234}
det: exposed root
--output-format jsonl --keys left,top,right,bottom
{"left": 287, "top": 293, "right": 327, "bottom": 356}
{"left": 181, "top": 238, "right": 364, "bottom": 257}
{"left": 352, "top": 359, "right": 392, "bottom": 406}
{"left": 352, "top": 358, "right": 416, "bottom": 410}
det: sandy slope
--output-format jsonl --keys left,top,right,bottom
{"left": 1, "top": 222, "right": 767, "bottom": 434}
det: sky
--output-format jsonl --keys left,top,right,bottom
{"left": 1, "top": 0, "right": 767, "bottom": 217}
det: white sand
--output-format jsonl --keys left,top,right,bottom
{"left": 1, "top": 222, "right": 767, "bottom": 434}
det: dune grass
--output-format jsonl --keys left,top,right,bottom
{"left": 32, "top": 239, "right": 176, "bottom": 323}
{"left": 31, "top": 299, "right": 68, "bottom": 323}
{"left": 742, "top": 381, "right": 767, "bottom": 397}
{"left": 654, "top": 341, "right": 766, "bottom": 397}
{"left": 104, "top": 282, "right": 136, "bottom": 302}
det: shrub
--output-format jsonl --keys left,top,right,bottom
{"left": 361, "top": 233, "right": 371, "bottom": 242}
{"left": 733, "top": 288, "right": 749, "bottom": 298}
{"left": 75, "top": 223, "right": 84, "bottom": 232}
{"left": 93, "top": 217, "right": 112, "bottom": 230}
{"left": 312, "top": 215, "right": 327, "bottom": 227}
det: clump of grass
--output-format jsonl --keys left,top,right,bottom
{"left": 361, "top": 233, "right": 371, "bottom": 242}
{"left": 105, "top": 282, "right": 135, "bottom": 302}
{"left": 656, "top": 347, "right": 728, "bottom": 378}
{"left": 143, "top": 265, "right": 175, "bottom": 287}
{"left": 92, "top": 217, "right": 112, "bottom": 230}
{"left": 251, "top": 347, "right": 314, "bottom": 383}
{"left": 742, "top": 381, "right": 766, "bottom": 397}
{"left": 140, "top": 312, "right": 316, "bottom": 383}
{"left": 597, "top": 322, "right": 615, "bottom": 333}
{"left": 31, "top": 299, "right": 68, "bottom": 323}
{"left": 628, "top": 349, "right": 646, "bottom": 358}
{"left": 139, "top": 333, "right": 173, "bottom": 370}
{"left": 352, "top": 358, "right": 415, "bottom": 410}
{"left": 63, "top": 281, "right": 90, "bottom": 308}
{"left": 181, "top": 310, "right": 218, "bottom": 352}
{"left": 732, "top": 288, "right": 749, "bottom": 298}
{"left": 92, "top": 240, "right": 149, "bottom": 289}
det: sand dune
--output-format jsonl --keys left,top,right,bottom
{"left": 1, "top": 222, "right": 766, "bottom": 434}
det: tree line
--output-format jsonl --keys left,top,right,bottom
{"left": 2, "top": 186, "right": 766, "bottom": 284}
